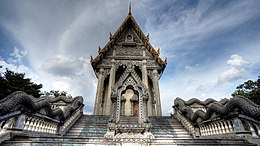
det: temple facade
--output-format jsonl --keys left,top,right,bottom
{"left": 91, "top": 9, "right": 166, "bottom": 118}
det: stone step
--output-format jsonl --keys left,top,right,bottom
{"left": 152, "top": 126, "right": 184, "bottom": 128}
{"left": 3, "top": 137, "right": 254, "bottom": 146}
{"left": 151, "top": 128, "right": 188, "bottom": 131}
{"left": 67, "top": 131, "right": 106, "bottom": 134}
{"left": 71, "top": 124, "right": 107, "bottom": 127}
{"left": 149, "top": 116, "right": 192, "bottom": 139}
{"left": 64, "top": 115, "right": 110, "bottom": 138}
{"left": 154, "top": 135, "right": 192, "bottom": 138}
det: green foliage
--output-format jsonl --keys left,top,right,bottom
{"left": 0, "top": 69, "right": 42, "bottom": 99}
{"left": 232, "top": 76, "right": 260, "bottom": 105}
{"left": 42, "top": 90, "right": 72, "bottom": 98}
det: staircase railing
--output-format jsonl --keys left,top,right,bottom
{"left": 0, "top": 106, "right": 83, "bottom": 133}
{"left": 59, "top": 106, "right": 83, "bottom": 136}
{"left": 198, "top": 114, "right": 260, "bottom": 138}
{"left": 173, "top": 96, "right": 260, "bottom": 139}
{"left": 173, "top": 108, "right": 197, "bottom": 137}
{"left": 0, "top": 91, "right": 84, "bottom": 143}
{"left": 0, "top": 106, "right": 83, "bottom": 144}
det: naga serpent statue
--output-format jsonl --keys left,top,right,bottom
{"left": 173, "top": 95, "right": 260, "bottom": 123}
{"left": 0, "top": 91, "right": 83, "bottom": 121}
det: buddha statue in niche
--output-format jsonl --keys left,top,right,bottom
{"left": 123, "top": 89, "right": 139, "bottom": 116}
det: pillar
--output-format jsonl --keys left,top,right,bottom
{"left": 94, "top": 68, "right": 104, "bottom": 115}
{"left": 105, "top": 59, "right": 116, "bottom": 115}
{"left": 109, "top": 92, "right": 117, "bottom": 123}
{"left": 142, "top": 59, "right": 152, "bottom": 116}
{"left": 143, "top": 94, "right": 149, "bottom": 123}
{"left": 152, "top": 69, "right": 162, "bottom": 116}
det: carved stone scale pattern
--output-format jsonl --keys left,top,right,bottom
{"left": 115, "top": 46, "right": 143, "bottom": 56}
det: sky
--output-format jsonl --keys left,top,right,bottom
{"left": 0, "top": 0, "right": 260, "bottom": 115}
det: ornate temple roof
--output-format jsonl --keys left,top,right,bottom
{"left": 90, "top": 8, "right": 167, "bottom": 68}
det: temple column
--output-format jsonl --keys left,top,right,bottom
{"left": 143, "top": 94, "right": 149, "bottom": 123}
{"left": 152, "top": 69, "right": 162, "bottom": 116}
{"left": 105, "top": 59, "right": 116, "bottom": 115}
{"left": 109, "top": 92, "right": 117, "bottom": 123}
{"left": 94, "top": 68, "right": 104, "bottom": 115}
{"left": 142, "top": 59, "right": 152, "bottom": 116}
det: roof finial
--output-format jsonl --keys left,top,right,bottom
{"left": 128, "top": 2, "right": 131, "bottom": 15}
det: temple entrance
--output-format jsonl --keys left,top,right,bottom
{"left": 122, "top": 88, "right": 139, "bottom": 116}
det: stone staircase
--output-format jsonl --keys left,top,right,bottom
{"left": 64, "top": 115, "right": 110, "bottom": 138}
{"left": 150, "top": 116, "right": 192, "bottom": 139}
{"left": 119, "top": 115, "right": 139, "bottom": 124}
{"left": 1, "top": 115, "right": 256, "bottom": 145}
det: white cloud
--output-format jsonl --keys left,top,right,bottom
{"left": 8, "top": 47, "right": 27, "bottom": 63}
{"left": 1, "top": 0, "right": 260, "bottom": 116}
{"left": 0, "top": 60, "right": 34, "bottom": 78}
{"left": 52, "top": 81, "right": 69, "bottom": 92}
{"left": 146, "top": 0, "right": 259, "bottom": 54}
{"left": 218, "top": 54, "right": 250, "bottom": 83}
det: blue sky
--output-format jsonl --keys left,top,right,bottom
{"left": 0, "top": 0, "right": 260, "bottom": 115}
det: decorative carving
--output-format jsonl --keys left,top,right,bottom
{"left": 116, "top": 60, "right": 141, "bottom": 68}
{"left": 125, "top": 34, "right": 134, "bottom": 42}
{"left": 147, "top": 70, "right": 153, "bottom": 78}
{"left": 0, "top": 91, "right": 83, "bottom": 121}
{"left": 101, "top": 60, "right": 112, "bottom": 66}
{"left": 146, "top": 60, "right": 157, "bottom": 66}
{"left": 117, "top": 28, "right": 142, "bottom": 44}
{"left": 113, "top": 132, "right": 153, "bottom": 143}
{"left": 103, "top": 69, "right": 110, "bottom": 79}
{"left": 173, "top": 96, "right": 260, "bottom": 123}
{"left": 109, "top": 65, "right": 149, "bottom": 124}
{"left": 115, "top": 46, "right": 142, "bottom": 56}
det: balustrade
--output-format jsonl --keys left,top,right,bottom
{"left": 0, "top": 112, "right": 58, "bottom": 135}
{"left": 199, "top": 120, "right": 235, "bottom": 136}
{"left": 59, "top": 108, "right": 82, "bottom": 135}
{"left": 23, "top": 116, "right": 58, "bottom": 134}
{"left": 174, "top": 110, "right": 195, "bottom": 137}
{"left": 198, "top": 117, "right": 259, "bottom": 138}
{"left": 174, "top": 105, "right": 260, "bottom": 138}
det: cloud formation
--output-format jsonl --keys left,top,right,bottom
{"left": 9, "top": 47, "right": 27, "bottom": 63}
{"left": 218, "top": 54, "right": 250, "bottom": 83}
{"left": 0, "top": 0, "right": 260, "bottom": 115}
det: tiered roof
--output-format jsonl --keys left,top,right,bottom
{"left": 90, "top": 9, "right": 167, "bottom": 67}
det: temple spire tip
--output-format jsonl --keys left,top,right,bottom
{"left": 128, "top": 2, "right": 131, "bottom": 15}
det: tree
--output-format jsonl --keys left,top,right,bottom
{"left": 42, "top": 90, "right": 72, "bottom": 98}
{"left": 0, "top": 69, "right": 42, "bottom": 99}
{"left": 232, "top": 76, "right": 260, "bottom": 105}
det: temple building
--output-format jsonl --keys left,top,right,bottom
{"left": 0, "top": 7, "right": 259, "bottom": 146}
{"left": 91, "top": 8, "right": 166, "bottom": 118}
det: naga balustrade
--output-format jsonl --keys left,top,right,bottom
{"left": 0, "top": 105, "right": 83, "bottom": 136}
{"left": 174, "top": 109, "right": 196, "bottom": 137}
{"left": 0, "top": 111, "right": 59, "bottom": 135}
{"left": 59, "top": 106, "right": 83, "bottom": 135}
{"left": 173, "top": 96, "right": 260, "bottom": 139}
{"left": 0, "top": 91, "right": 84, "bottom": 141}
